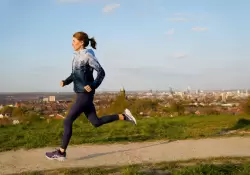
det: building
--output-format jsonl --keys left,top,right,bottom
{"left": 15, "top": 102, "right": 21, "bottom": 108}
{"left": 49, "top": 96, "right": 56, "bottom": 102}
{"left": 120, "top": 86, "right": 126, "bottom": 97}
{"left": 43, "top": 98, "right": 49, "bottom": 102}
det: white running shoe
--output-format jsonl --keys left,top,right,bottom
{"left": 124, "top": 108, "right": 137, "bottom": 125}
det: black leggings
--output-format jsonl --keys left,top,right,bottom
{"left": 61, "top": 92, "right": 119, "bottom": 150}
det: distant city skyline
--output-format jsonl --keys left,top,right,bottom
{"left": 1, "top": 0, "right": 250, "bottom": 92}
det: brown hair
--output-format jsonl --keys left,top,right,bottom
{"left": 73, "top": 31, "right": 97, "bottom": 49}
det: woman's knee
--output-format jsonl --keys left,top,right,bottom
{"left": 90, "top": 120, "right": 102, "bottom": 128}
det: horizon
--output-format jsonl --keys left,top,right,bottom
{"left": 1, "top": 0, "right": 250, "bottom": 92}
{"left": 0, "top": 88, "right": 249, "bottom": 94}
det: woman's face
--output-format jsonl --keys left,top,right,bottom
{"left": 72, "top": 37, "right": 83, "bottom": 51}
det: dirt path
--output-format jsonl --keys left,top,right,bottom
{"left": 1, "top": 136, "right": 250, "bottom": 174}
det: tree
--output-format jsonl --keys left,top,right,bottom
{"left": 0, "top": 106, "right": 13, "bottom": 116}
{"left": 169, "top": 101, "right": 185, "bottom": 115}
{"left": 101, "top": 93, "right": 129, "bottom": 115}
{"left": 128, "top": 98, "right": 160, "bottom": 115}
{"left": 12, "top": 107, "right": 23, "bottom": 118}
{"left": 65, "top": 96, "right": 77, "bottom": 116}
{"left": 22, "top": 111, "right": 40, "bottom": 122}
{"left": 243, "top": 97, "right": 250, "bottom": 114}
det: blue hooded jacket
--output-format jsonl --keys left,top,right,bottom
{"left": 62, "top": 48, "right": 105, "bottom": 93}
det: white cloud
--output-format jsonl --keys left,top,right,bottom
{"left": 57, "top": 0, "right": 108, "bottom": 3}
{"left": 119, "top": 67, "right": 195, "bottom": 77}
{"left": 168, "top": 12, "right": 208, "bottom": 23}
{"left": 167, "top": 12, "right": 190, "bottom": 22}
{"left": 173, "top": 53, "right": 188, "bottom": 59}
{"left": 167, "top": 17, "right": 188, "bottom": 22}
{"left": 165, "top": 28, "right": 175, "bottom": 35}
{"left": 173, "top": 12, "right": 191, "bottom": 16}
{"left": 192, "top": 26, "right": 208, "bottom": 31}
{"left": 56, "top": 0, "right": 86, "bottom": 2}
{"left": 164, "top": 28, "right": 175, "bottom": 40}
{"left": 102, "top": 3, "right": 120, "bottom": 13}
{"left": 173, "top": 12, "right": 183, "bottom": 16}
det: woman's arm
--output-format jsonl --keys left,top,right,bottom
{"left": 86, "top": 52, "right": 105, "bottom": 89}
{"left": 62, "top": 73, "right": 73, "bottom": 86}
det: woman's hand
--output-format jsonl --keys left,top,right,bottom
{"left": 60, "top": 81, "right": 64, "bottom": 87}
{"left": 84, "top": 85, "right": 92, "bottom": 92}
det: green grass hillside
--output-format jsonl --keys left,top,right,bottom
{"left": 15, "top": 157, "right": 250, "bottom": 175}
{"left": 1, "top": 113, "right": 250, "bottom": 152}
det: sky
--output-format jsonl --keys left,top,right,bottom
{"left": 1, "top": 0, "right": 250, "bottom": 92}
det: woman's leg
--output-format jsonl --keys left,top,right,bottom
{"left": 45, "top": 93, "right": 85, "bottom": 160}
{"left": 84, "top": 102, "right": 123, "bottom": 127}
{"left": 60, "top": 101, "right": 83, "bottom": 150}
{"left": 84, "top": 93, "right": 137, "bottom": 127}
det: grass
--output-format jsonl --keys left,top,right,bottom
{"left": 1, "top": 114, "right": 250, "bottom": 152}
{"left": 14, "top": 157, "right": 250, "bottom": 175}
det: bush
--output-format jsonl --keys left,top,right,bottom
{"left": 201, "top": 107, "right": 220, "bottom": 115}
{"left": 243, "top": 97, "right": 250, "bottom": 114}
{"left": 0, "top": 106, "right": 13, "bottom": 115}
{"left": 128, "top": 98, "right": 160, "bottom": 115}
{"left": 12, "top": 107, "right": 24, "bottom": 118}
{"left": 0, "top": 118, "right": 11, "bottom": 126}
{"left": 20, "top": 111, "right": 41, "bottom": 122}
{"left": 169, "top": 101, "right": 185, "bottom": 115}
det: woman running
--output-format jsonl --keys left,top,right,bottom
{"left": 45, "top": 31, "right": 137, "bottom": 161}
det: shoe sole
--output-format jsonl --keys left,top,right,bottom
{"left": 125, "top": 109, "right": 137, "bottom": 125}
{"left": 45, "top": 155, "right": 66, "bottom": 161}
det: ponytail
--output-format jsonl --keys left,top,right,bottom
{"left": 89, "top": 37, "right": 97, "bottom": 49}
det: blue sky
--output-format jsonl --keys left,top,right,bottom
{"left": 1, "top": 0, "right": 250, "bottom": 92}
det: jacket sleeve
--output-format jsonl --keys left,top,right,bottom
{"left": 63, "top": 73, "right": 73, "bottom": 86}
{"left": 86, "top": 53, "right": 105, "bottom": 89}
